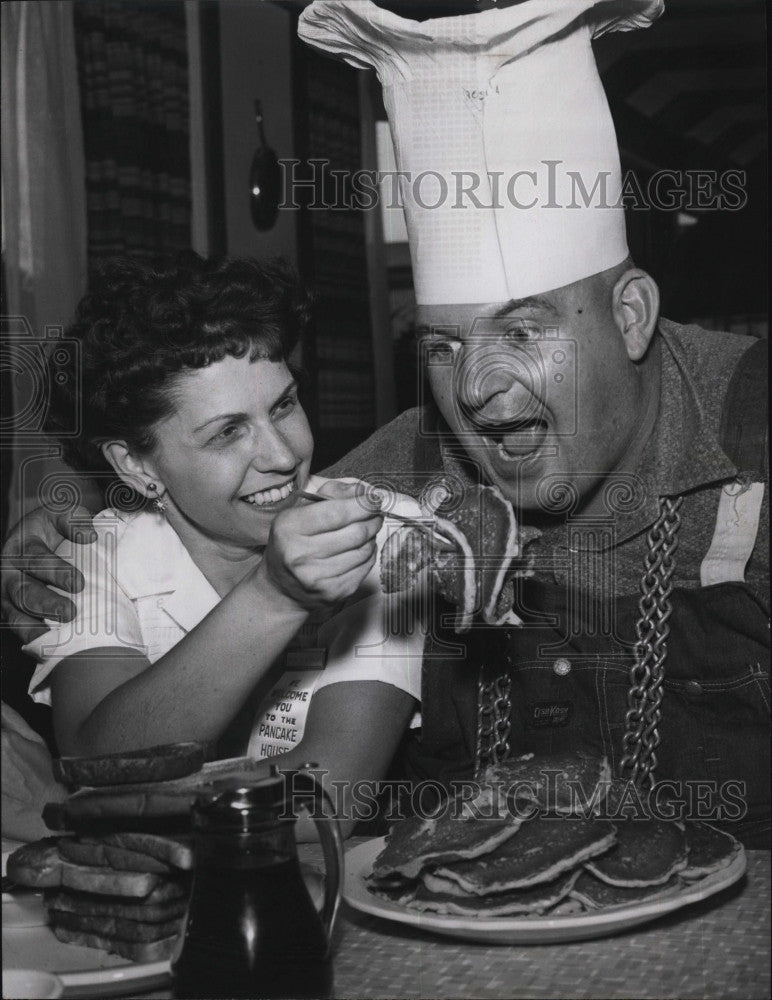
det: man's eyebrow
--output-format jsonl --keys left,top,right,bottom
{"left": 414, "top": 324, "right": 461, "bottom": 339}
{"left": 493, "top": 295, "right": 558, "bottom": 317}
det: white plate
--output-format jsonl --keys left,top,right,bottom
{"left": 1, "top": 968, "right": 64, "bottom": 999}
{"left": 343, "top": 837, "right": 747, "bottom": 944}
{"left": 2, "top": 925, "right": 169, "bottom": 999}
{"left": 2, "top": 865, "right": 325, "bottom": 997}
{"left": 3, "top": 890, "right": 49, "bottom": 929}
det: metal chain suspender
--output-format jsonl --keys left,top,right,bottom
{"left": 620, "top": 495, "right": 683, "bottom": 788}
{"left": 474, "top": 495, "right": 684, "bottom": 781}
{"left": 475, "top": 672, "right": 512, "bottom": 773}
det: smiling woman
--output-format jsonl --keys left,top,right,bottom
{"left": 21, "top": 254, "right": 424, "bottom": 834}
{"left": 54, "top": 257, "right": 317, "bottom": 587}
{"left": 112, "top": 355, "right": 313, "bottom": 586}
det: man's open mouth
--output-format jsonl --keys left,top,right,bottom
{"left": 485, "top": 418, "right": 549, "bottom": 459}
{"left": 240, "top": 477, "right": 297, "bottom": 507}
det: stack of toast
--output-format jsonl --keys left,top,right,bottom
{"left": 8, "top": 832, "right": 193, "bottom": 961}
{"left": 7, "top": 744, "right": 267, "bottom": 961}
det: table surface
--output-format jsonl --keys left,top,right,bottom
{"left": 324, "top": 846, "right": 770, "bottom": 1000}
{"left": 3, "top": 844, "right": 770, "bottom": 1000}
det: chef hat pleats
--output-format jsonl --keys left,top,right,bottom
{"left": 299, "top": 0, "right": 664, "bottom": 305}
{"left": 481, "top": 21, "right": 633, "bottom": 299}
{"left": 591, "top": 0, "right": 665, "bottom": 38}
{"left": 295, "top": 0, "right": 423, "bottom": 78}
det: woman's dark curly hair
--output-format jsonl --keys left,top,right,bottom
{"left": 48, "top": 253, "right": 312, "bottom": 478}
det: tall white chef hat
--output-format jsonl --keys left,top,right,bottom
{"left": 299, "top": 0, "right": 663, "bottom": 305}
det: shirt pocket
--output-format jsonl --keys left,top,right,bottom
{"left": 652, "top": 583, "right": 770, "bottom": 831}
{"left": 660, "top": 662, "right": 770, "bottom": 821}
{"left": 510, "top": 657, "right": 630, "bottom": 766}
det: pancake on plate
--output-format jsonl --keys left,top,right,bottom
{"left": 679, "top": 822, "right": 742, "bottom": 880}
{"left": 362, "top": 753, "right": 743, "bottom": 926}
{"left": 485, "top": 750, "right": 612, "bottom": 816}
{"left": 432, "top": 815, "right": 616, "bottom": 893}
{"left": 408, "top": 868, "right": 581, "bottom": 916}
{"left": 371, "top": 809, "right": 522, "bottom": 881}
{"left": 569, "top": 869, "right": 683, "bottom": 909}
{"left": 585, "top": 818, "right": 688, "bottom": 887}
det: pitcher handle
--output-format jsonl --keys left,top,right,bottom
{"left": 287, "top": 765, "right": 344, "bottom": 941}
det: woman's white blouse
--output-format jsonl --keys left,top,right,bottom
{"left": 23, "top": 476, "right": 426, "bottom": 758}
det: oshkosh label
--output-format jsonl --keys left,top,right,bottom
{"left": 526, "top": 701, "right": 573, "bottom": 729}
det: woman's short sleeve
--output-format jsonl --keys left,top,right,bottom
{"left": 314, "top": 589, "right": 424, "bottom": 701}
{"left": 22, "top": 532, "right": 145, "bottom": 707}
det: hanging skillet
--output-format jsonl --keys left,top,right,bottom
{"left": 250, "top": 99, "right": 281, "bottom": 231}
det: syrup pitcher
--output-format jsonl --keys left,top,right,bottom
{"left": 172, "top": 766, "right": 343, "bottom": 999}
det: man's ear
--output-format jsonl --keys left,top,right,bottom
{"left": 611, "top": 269, "right": 660, "bottom": 361}
{"left": 101, "top": 441, "right": 162, "bottom": 500}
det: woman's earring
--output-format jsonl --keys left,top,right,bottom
{"left": 147, "top": 482, "right": 167, "bottom": 514}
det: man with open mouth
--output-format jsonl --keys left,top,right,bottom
{"left": 299, "top": 0, "right": 769, "bottom": 845}
{"left": 2, "top": 0, "right": 769, "bottom": 846}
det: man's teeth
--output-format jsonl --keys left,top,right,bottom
{"left": 242, "top": 480, "right": 296, "bottom": 506}
{"left": 492, "top": 419, "right": 548, "bottom": 458}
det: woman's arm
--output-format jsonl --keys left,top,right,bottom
{"left": 50, "top": 493, "right": 382, "bottom": 757}
{"left": 230, "top": 680, "right": 416, "bottom": 841}
{"left": 50, "top": 569, "right": 308, "bottom": 756}
{"left": 270, "top": 542, "right": 425, "bottom": 839}
{"left": 274, "top": 681, "right": 417, "bottom": 839}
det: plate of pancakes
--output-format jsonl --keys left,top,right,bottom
{"left": 344, "top": 754, "right": 747, "bottom": 944}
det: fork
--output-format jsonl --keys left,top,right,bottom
{"left": 297, "top": 490, "right": 456, "bottom": 550}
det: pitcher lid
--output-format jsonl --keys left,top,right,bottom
{"left": 193, "top": 775, "right": 287, "bottom": 830}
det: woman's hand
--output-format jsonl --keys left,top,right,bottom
{"left": 258, "top": 481, "right": 383, "bottom": 613}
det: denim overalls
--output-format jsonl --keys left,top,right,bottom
{"left": 403, "top": 340, "right": 769, "bottom": 847}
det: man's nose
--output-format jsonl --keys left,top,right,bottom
{"left": 454, "top": 342, "right": 543, "bottom": 427}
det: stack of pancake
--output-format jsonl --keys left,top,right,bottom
{"left": 380, "top": 481, "right": 536, "bottom": 632}
{"left": 368, "top": 752, "right": 743, "bottom": 917}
